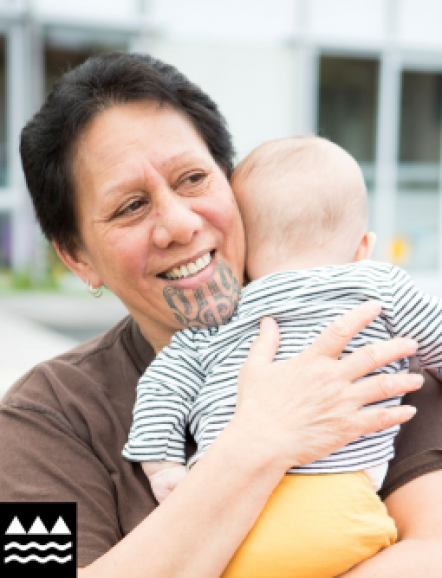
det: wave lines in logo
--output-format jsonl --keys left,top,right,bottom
{"left": 5, "top": 541, "right": 72, "bottom": 551}
{"left": 4, "top": 554, "right": 72, "bottom": 565}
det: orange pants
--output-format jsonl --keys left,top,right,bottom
{"left": 222, "top": 472, "right": 396, "bottom": 578}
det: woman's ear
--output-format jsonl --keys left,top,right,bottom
{"left": 353, "top": 232, "right": 377, "bottom": 262}
{"left": 53, "top": 241, "right": 103, "bottom": 288}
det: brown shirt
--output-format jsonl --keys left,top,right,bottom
{"left": 0, "top": 316, "right": 441, "bottom": 567}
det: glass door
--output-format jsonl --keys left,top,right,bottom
{"left": 316, "top": 54, "right": 379, "bottom": 227}
{"left": 395, "top": 69, "right": 442, "bottom": 272}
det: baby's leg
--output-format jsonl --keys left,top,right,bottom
{"left": 222, "top": 472, "right": 397, "bottom": 578}
{"left": 142, "top": 462, "right": 187, "bottom": 503}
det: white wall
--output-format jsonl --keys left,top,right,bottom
{"left": 149, "top": 0, "right": 442, "bottom": 50}
{"left": 150, "top": 38, "right": 299, "bottom": 161}
{"left": 151, "top": 0, "right": 297, "bottom": 43}
{"left": 33, "top": 0, "right": 142, "bottom": 22}
{"left": 308, "top": 0, "right": 387, "bottom": 44}
{"left": 398, "top": 0, "right": 442, "bottom": 50}
{"left": 25, "top": 0, "right": 442, "bottom": 52}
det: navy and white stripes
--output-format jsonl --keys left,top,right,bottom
{"left": 122, "top": 261, "right": 442, "bottom": 474}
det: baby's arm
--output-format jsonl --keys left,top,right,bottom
{"left": 122, "top": 330, "right": 205, "bottom": 501}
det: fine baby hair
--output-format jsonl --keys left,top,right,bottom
{"left": 232, "top": 136, "right": 371, "bottom": 279}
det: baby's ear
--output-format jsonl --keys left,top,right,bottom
{"left": 353, "top": 232, "right": 377, "bottom": 262}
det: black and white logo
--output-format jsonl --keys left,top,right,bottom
{"left": 0, "top": 502, "right": 77, "bottom": 577}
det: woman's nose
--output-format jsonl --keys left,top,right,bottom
{"left": 152, "top": 193, "right": 203, "bottom": 249}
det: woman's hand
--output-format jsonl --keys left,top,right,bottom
{"left": 233, "top": 300, "right": 423, "bottom": 471}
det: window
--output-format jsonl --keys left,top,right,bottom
{"left": 396, "top": 71, "right": 442, "bottom": 271}
{"left": 317, "top": 56, "right": 379, "bottom": 193}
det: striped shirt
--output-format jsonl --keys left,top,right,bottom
{"left": 123, "top": 261, "right": 442, "bottom": 474}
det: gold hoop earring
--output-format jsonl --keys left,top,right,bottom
{"left": 87, "top": 282, "right": 103, "bottom": 298}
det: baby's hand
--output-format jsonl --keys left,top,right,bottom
{"left": 142, "top": 462, "right": 187, "bottom": 503}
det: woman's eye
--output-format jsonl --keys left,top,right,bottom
{"left": 182, "top": 172, "right": 206, "bottom": 186}
{"left": 188, "top": 173, "right": 204, "bottom": 183}
{"left": 120, "top": 199, "right": 145, "bottom": 215}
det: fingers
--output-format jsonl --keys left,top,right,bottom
{"left": 350, "top": 372, "right": 424, "bottom": 407}
{"left": 308, "top": 301, "right": 383, "bottom": 359}
{"left": 340, "top": 337, "right": 418, "bottom": 382}
{"left": 349, "top": 405, "right": 417, "bottom": 441}
{"left": 245, "top": 316, "right": 280, "bottom": 367}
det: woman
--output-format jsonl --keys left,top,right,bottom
{"left": 0, "top": 52, "right": 441, "bottom": 577}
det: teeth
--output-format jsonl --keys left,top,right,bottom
{"left": 188, "top": 263, "right": 198, "bottom": 274}
{"left": 163, "top": 252, "right": 212, "bottom": 279}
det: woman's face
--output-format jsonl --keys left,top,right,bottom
{"left": 67, "top": 101, "right": 245, "bottom": 352}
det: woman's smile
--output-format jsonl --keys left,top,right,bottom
{"left": 160, "top": 250, "right": 213, "bottom": 280}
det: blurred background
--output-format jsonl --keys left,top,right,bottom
{"left": 1, "top": 0, "right": 442, "bottom": 392}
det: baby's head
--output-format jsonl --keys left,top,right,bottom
{"left": 232, "top": 136, "right": 375, "bottom": 280}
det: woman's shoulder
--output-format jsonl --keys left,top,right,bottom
{"left": 51, "top": 315, "right": 153, "bottom": 368}
{"left": 0, "top": 316, "right": 157, "bottom": 560}
{"left": 1, "top": 316, "right": 155, "bottom": 440}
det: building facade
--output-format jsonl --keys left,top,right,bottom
{"left": 1, "top": 0, "right": 442, "bottom": 293}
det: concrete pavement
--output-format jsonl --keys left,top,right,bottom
{"left": 0, "top": 292, "right": 128, "bottom": 399}
{"left": 0, "top": 307, "right": 78, "bottom": 398}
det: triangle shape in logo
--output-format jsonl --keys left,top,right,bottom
{"left": 5, "top": 516, "right": 26, "bottom": 535}
{"left": 50, "top": 516, "right": 71, "bottom": 535}
{"left": 28, "top": 516, "right": 49, "bottom": 535}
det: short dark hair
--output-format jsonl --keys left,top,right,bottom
{"left": 20, "top": 52, "right": 235, "bottom": 254}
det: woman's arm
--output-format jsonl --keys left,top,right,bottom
{"left": 80, "top": 302, "right": 422, "bottom": 578}
{"left": 340, "top": 364, "right": 442, "bottom": 577}
{"left": 340, "top": 471, "right": 442, "bottom": 577}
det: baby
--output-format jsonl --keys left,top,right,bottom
{"left": 123, "top": 136, "right": 442, "bottom": 578}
